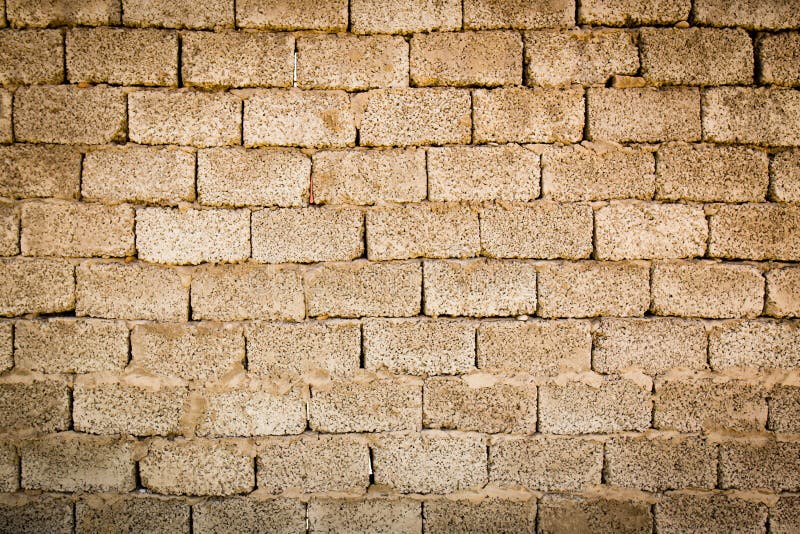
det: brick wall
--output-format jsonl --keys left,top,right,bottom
{"left": 0, "top": 0, "right": 799, "bottom": 532}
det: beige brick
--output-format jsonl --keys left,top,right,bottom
{"left": 141, "top": 438, "right": 253, "bottom": 496}
{"left": 15, "top": 318, "right": 128, "bottom": 373}
{"left": 67, "top": 28, "right": 177, "bottom": 86}
{"left": 22, "top": 434, "right": 135, "bottom": 492}
{"left": 252, "top": 207, "right": 363, "bottom": 263}
{"left": 183, "top": 31, "right": 293, "bottom": 89}
{"left": 424, "top": 377, "right": 537, "bottom": 433}
{"left": 0, "top": 144, "right": 81, "bottom": 199}
{"left": 122, "top": 0, "right": 233, "bottom": 29}
{"left": 14, "top": 85, "right": 126, "bottom": 144}
{"left": 772, "top": 496, "right": 800, "bottom": 534}
{"left": 703, "top": 87, "right": 800, "bottom": 147}
{"left": 198, "top": 147, "right": 309, "bottom": 207}
{"left": 244, "top": 90, "right": 354, "bottom": 148}
{"left": 651, "top": 261, "right": 764, "bottom": 319}
{"left": 656, "top": 143, "right": 769, "bottom": 202}
{"left": 587, "top": 87, "right": 701, "bottom": 143}
{"left": 132, "top": 322, "right": 244, "bottom": 381}
{"left": 481, "top": 202, "right": 593, "bottom": 259}
{"left": 0, "top": 443, "right": 17, "bottom": 492}
{"left": 22, "top": 201, "right": 134, "bottom": 258}
{"left": 490, "top": 436, "right": 602, "bottom": 491}
{"left": 537, "top": 261, "right": 650, "bottom": 318}
{"left": 236, "top": 0, "right": 347, "bottom": 30}
{"left": 657, "top": 494, "right": 766, "bottom": 533}
{"left": 710, "top": 204, "right": 800, "bottom": 261}
{"left": 0, "top": 378, "right": 70, "bottom": 432}
{"left": 0, "top": 90, "right": 9, "bottom": 144}
{"left": 129, "top": 91, "right": 241, "bottom": 147}
{"left": 710, "top": 320, "right": 800, "bottom": 370}
{"left": 541, "top": 144, "right": 655, "bottom": 202}
{"left": 473, "top": 87, "right": 584, "bottom": 143}
{"left": 256, "top": 434, "right": 369, "bottom": 494}
{"left": 424, "top": 259, "right": 537, "bottom": 317}
{"left": 594, "top": 318, "right": 707, "bottom": 374}
{"left": 194, "top": 498, "right": 303, "bottom": 534}
{"left": 640, "top": 28, "right": 753, "bottom": 85}
{"left": 192, "top": 264, "right": 304, "bottom": 321}
{"left": 135, "top": 207, "right": 249, "bottom": 265}
{"left": 654, "top": 379, "right": 766, "bottom": 432}
{"left": 83, "top": 146, "right": 195, "bottom": 205}
{"left": 720, "top": 440, "right": 800, "bottom": 491}
{"left": 464, "top": 0, "right": 575, "bottom": 29}
{"left": 73, "top": 380, "right": 188, "bottom": 436}
{"left": 372, "top": 433, "right": 487, "bottom": 494}
{"left": 297, "top": 34, "right": 408, "bottom": 90}
{"left": 7, "top": 0, "right": 121, "bottom": 27}
{"left": 0, "top": 203, "right": 18, "bottom": 256}
{"left": 0, "top": 258, "right": 74, "bottom": 316}
{"left": 0, "top": 323, "right": 11, "bottom": 372}
{"left": 305, "top": 260, "right": 421, "bottom": 318}
{"left": 769, "top": 386, "right": 800, "bottom": 432}
{"left": 77, "top": 261, "right": 189, "bottom": 321}
{"left": 525, "top": 29, "right": 638, "bottom": 86}
{"left": 578, "top": 0, "right": 690, "bottom": 25}
{"left": 759, "top": 33, "right": 800, "bottom": 86}
{"left": 771, "top": 149, "right": 800, "bottom": 202}
{"left": 363, "top": 318, "right": 475, "bottom": 375}
{"left": 0, "top": 29, "right": 63, "bottom": 84}
{"left": 538, "top": 495, "right": 652, "bottom": 534}
{"left": 246, "top": 321, "right": 360, "bottom": 377}
{"left": 766, "top": 266, "right": 800, "bottom": 318}
{"left": 0, "top": 495, "right": 72, "bottom": 534}
{"left": 411, "top": 31, "right": 522, "bottom": 87}
{"left": 360, "top": 88, "right": 470, "bottom": 146}
{"left": 424, "top": 498, "right": 537, "bottom": 533}
{"left": 197, "top": 386, "right": 306, "bottom": 437}
{"left": 351, "top": 0, "right": 460, "bottom": 33}
{"left": 77, "top": 496, "right": 189, "bottom": 534}
{"left": 428, "top": 144, "right": 540, "bottom": 202}
{"left": 309, "top": 380, "right": 421, "bottom": 432}
{"left": 693, "top": 0, "right": 800, "bottom": 30}
{"left": 310, "top": 498, "right": 421, "bottom": 534}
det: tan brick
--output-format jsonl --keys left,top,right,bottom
{"left": 7, "top": 0, "right": 120, "bottom": 27}
{"left": 0, "top": 90, "right": 9, "bottom": 144}
{"left": 720, "top": 440, "right": 800, "bottom": 491}
{"left": 481, "top": 202, "right": 593, "bottom": 259}
{"left": 587, "top": 87, "right": 701, "bottom": 143}
{"left": 0, "top": 144, "right": 81, "bottom": 199}
{"left": 141, "top": 438, "right": 253, "bottom": 496}
{"left": 0, "top": 378, "right": 70, "bottom": 432}
{"left": 305, "top": 260, "right": 421, "bottom": 318}
{"left": 541, "top": 143, "right": 655, "bottom": 202}
{"left": 693, "top": 0, "right": 800, "bottom": 30}
{"left": 77, "top": 261, "right": 189, "bottom": 321}
{"left": 0, "top": 443, "right": 17, "bottom": 492}
{"left": 73, "top": 380, "right": 188, "bottom": 436}
{"left": 351, "top": 0, "right": 460, "bottom": 33}
{"left": 594, "top": 318, "right": 707, "bottom": 374}
{"left": 428, "top": 144, "right": 540, "bottom": 202}
{"left": 710, "top": 320, "right": 800, "bottom": 370}
{"left": 298, "top": 34, "right": 408, "bottom": 90}
{"left": 771, "top": 149, "right": 800, "bottom": 202}
{"left": 772, "top": 496, "right": 800, "bottom": 534}
{"left": 424, "top": 259, "right": 537, "bottom": 317}
{"left": 656, "top": 143, "right": 769, "bottom": 202}
{"left": 236, "top": 0, "right": 347, "bottom": 30}
{"left": 309, "top": 380, "right": 421, "bottom": 432}
{"left": 360, "top": 88, "right": 470, "bottom": 146}
{"left": 710, "top": 204, "right": 800, "bottom": 261}
{"left": 372, "top": 433, "right": 487, "bottom": 494}
{"left": 83, "top": 146, "right": 195, "bottom": 205}
{"left": 490, "top": 436, "right": 602, "bottom": 491}
{"left": 363, "top": 318, "right": 475, "bottom": 375}
{"left": 769, "top": 386, "right": 800, "bottom": 432}
{"left": 464, "top": 0, "right": 575, "bottom": 29}
{"left": 424, "top": 498, "right": 537, "bottom": 533}
{"left": 538, "top": 495, "right": 652, "bottom": 534}
{"left": 21, "top": 201, "right": 135, "bottom": 258}
{"left": 129, "top": 91, "right": 241, "bottom": 147}
{"left": 0, "top": 258, "right": 74, "bottom": 316}
{"left": 525, "top": 29, "right": 638, "bottom": 86}
{"left": 578, "top": 0, "right": 690, "bottom": 25}
{"left": 537, "top": 261, "right": 650, "bottom": 318}
{"left": 310, "top": 498, "right": 421, "bottom": 534}
{"left": 640, "top": 28, "right": 753, "bottom": 85}
{"left": 0, "top": 494, "right": 72, "bottom": 534}
{"left": 77, "top": 496, "right": 189, "bottom": 534}
{"left": 194, "top": 498, "right": 303, "bottom": 534}
{"left": 135, "top": 207, "right": 249, "bottom": 265}
{"left": 256, "top": 434, "right": 369, "bottom": 494}
{"left": 654, "top": 379, "right": 766, "bottom": 432}
{"left": 67, "top": 28, "right": 177, "bottom": 86}
{"left": 473, "top": 87, "right": 584, "bottom": 143}
{"left": 703, "top": 87, "right": 800, "bottom": 147}
{"left": 766, "top": 266, "right": 800, "bottom": 318}
{"left": 192, "top": 264, "right": 304, "bottom": 321}
{"left": 122, "top": 0, "right": 233, "bottom": 29}
{"left": 197, "top": 385, "right": 306, "bottom": 437}
{"left": 246, "top": 321, "right": 360, "bottom": 377}
{"left": 651, "top": 261, "right": 764, "bottom": 319}
{"left": 15, "top": 318, "right": 128, "bottom": 373}
{"left": 0, "top": 323, "right": 11, "bottom": 372}
{"left": 22, "top": 434, "right": 135, "bottom": 492}
{"left": 183, "top": 31, "right": 293, "bottom": 89}
{"left": 657, "top": 494, "right": 766, "bottom": 534}
{"left": 0, "top": 29, "right": 63, "bottom": 84}
{"left": 132, "top": 322, "right": 244, "bottom": 381}
{"left": 14, "top": 85, "right": 126, "bottom": 144}
{"left": 759, "top": 33, "right": 800, "bottom": 86}
{"left": 0, "top": 203, "right": 18, "bottom": 256}
{"left": 253, "top": 207, "right": 363, "bottom": 263}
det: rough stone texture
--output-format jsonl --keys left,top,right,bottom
{"left": 309, "top": 380, "right": 422, "bottom": 432}
{"left": 197, "top": 386, "right": 306, "bottom": 437}
{"left": 703, "top": 88, "right": 800, "bottom": 147}
{"left": 578, "top": 0, "right": 690, "bottom": 25}
{"left": 693, "top": 0, "right": 800, "bottom": 30}
{"left": 0, "top": 144, "right": 81, "bottom": 199}
{"left": 76, "top": 496, "right": 190, "bottom": 534}
{"left": 0, "top": 258, "right": 75, "bottom": 317}
{"left": 658, "top": 494, "right": 766, "bottom": 534}
{"left": 709, "top": 320, "right": 800, "bottom": 370}
{"left": 769, "top": 386, "right": 800, "bottom": 432}
{"left": 193, "top": 498, "right": 304, "bottom": 534}
{"left": 0, "top": 494, "right": 73, "bottom": 534}
{"left": 6, "top": 0, "right": 121, "bottom": 27}
{"left": 0, "top": 323, "right": 11, "bottom": 373}
{"left": 766, "top": 266, "right": 800, "bottom": 318}
{"left": 771, "top": 496, "right": 800, "bottom": 534}
{"left": 310, "top": 499, "right": 421, "bottom": 533}
{"left": 350, "top": 0, "right": 461, "bottom": 34}
{"left": 0, "top": 443, "right": 16, "bottom": 492}
{"left": 0, "top": 203, "right": 19, "bottom": 256}
{"left": 719, "top": 440, "right": 800, "bottom": 491}
{"left": 538, "top": 495, "right": 653, "bottom": 534}
{"left": 0, "top": 378, "right": 70, "bottom": 432}
{"left": 0, "top": 90, "right": 9, "bottom": 144}
{"left": 424, "top": 498, "right": 536, "bottom": 533}
{"left": 0, "top": 29, "right": 63, "bottom": 85}
{"left": 771, "top": 149, "right": 800, "bottom": 202}
{"left": 464, "top": 0, "right": 575, "bottom": 29}
{"left": 122, "top": 0, "right": 233, "bottom": 29}
{"left": 759, "top": 33, "right": 800, "bottom": 86}
{"left": 709, "top": 204, "right": 800, "bottom": 261}
{"left": 236, "top": 0, "right": 347, "bottom": 30}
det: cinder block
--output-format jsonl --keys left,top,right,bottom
{"left": 0, "top": 494, "right": 73, "bottom": 534}
{"left": 0, "top": 203, "right": 18, "bottom": 256}
{"left": 0, "top": 323, "right": 11, "bottom": 372}
{"left": 0, "top": 258, "right": 74, "bottom": 317}
{"left": 236, "top": 0, "right": 347, "bottom": 30}
{"left": 6, "top": 0, "right": 120, "bottom": 27}
{"left": 771, "top": 149, "right": 800, "bottom": 202}
{"left": 693, "top": 0, "right": 800, "bottom": 30}
{"left": 309, "top": 380, "right": 421, "bottom": 432}
{"left": 424, "top": 498, "right": 537, "bottom": 533}
{"left": 766, "top": 266, "right": 800, "bottom": 317}
{"left": 350, "top": 0, "right": 461, "bottom": 33}
{"left": 0, "top": 144, "right": 81, "bottom": 199}
{"left": 703, "top": 88, "right": 800, "bottom": 146}
{"left": 656, "top": 493, "right": 766, "bottom": 533}
{"left": 759, "top": 33, "right": 800, "bottom": 86}
{"left": 310, "top": 498, "right": 421, "bottom": 534}
{"left": 193, "top": 498, "right": 304, "bottom": 534}
{"left": 122, "top": 0, "right": 233, "bottom": 29}
{"left": 720, "top": 440, "right": 800, "bottom": 491}
{"left": 578, "top": 0, "right": 690, "bottom": 25}
{"left": 0, "top": 90, "right": 9, "bottom": 144}
{"left": 769, "top": 385, "right": 800, "bottom": 432}
{"left": 0, "top": 443, "right": 16, "bottom": 492}
{"left": 710, "top": 320, "right": 800, "bottom": 370}
{"left": 0, "top": 29, "right": 63, "bottom": 84}
{"left": 709, "top": 204, "right": 800, "bottom": 261}
{"left": 464, "top": 0, "right": 575, "bottom": 29}
{"left": 197, "top": 386, "right": 306, "bottom": 437}
{"left": 0, "top": 378, "right": 70, "bottom": 432}
{"left": 538, "top": 495, "right": 652, "bottom": 534}
{"left": 772, "top": 496, "right": 800, "bottom": 534}
{"left": 77, "top": 496, "right": 189, "bottom": 534}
